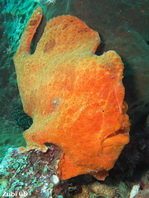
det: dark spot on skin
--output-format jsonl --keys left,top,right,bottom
{"left": 70, "top": 20, "right": 73, "bottom": 22}
{"left": 62, "top": 24, "right": 68, "bottom": 30}
{"left": 78, "top": 28, "right": 88, "bottom": 33}
{"left": 44, "top": 39, "right": 56, "bottom": 53}
{"left": 29, "top": 20, "right": 38, "bottom": 26}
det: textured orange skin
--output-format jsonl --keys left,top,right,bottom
{"left": 14, "top": 7, "right": 130, "bottom": 180}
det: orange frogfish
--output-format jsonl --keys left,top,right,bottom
{"left": 14, "top": 7, "right": 130, "bottom": 180}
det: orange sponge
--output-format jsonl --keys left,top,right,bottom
{"left": 14, "top": 7, "right": 130, "bottom": 180}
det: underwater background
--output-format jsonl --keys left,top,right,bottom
{"left": 0, "top": 0, "right": 149, "bottom": 197}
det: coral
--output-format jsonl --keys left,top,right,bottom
{"left": 72, "top": 181, "right": 130, "bottom": 198}
{"left": 134, "top": 170, "right": 149, "bottom": 198}
{"left": 89, "top": 182, "right": 115, "bottom": 197}
{"left": 14, "top": 7, "right": 130, "bottom": 180}
{"left": 0, "top": 145, "right": 62, "bottom": 197}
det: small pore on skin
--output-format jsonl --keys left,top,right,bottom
{"left": 29, "top": 20, "right": 38, "bottom": 26}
